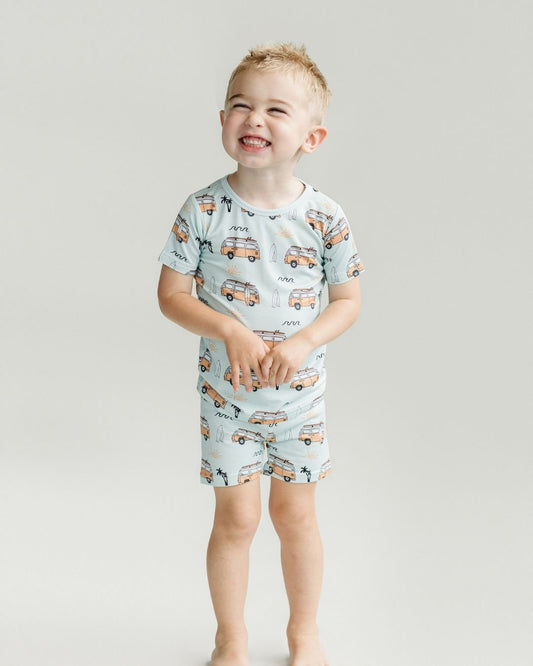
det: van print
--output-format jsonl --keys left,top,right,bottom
{"left": 199, "top": 349, "right": 212, "bottom": 373}
{"left": 196, "top": 193, "right": 216, "bottom": 215}
{"left": 232, "top": 428, "right": 264, "bottom": 445}
{"left": 172, "top": 214, "right": 189, "bottom": 243}
{"left": 265, "top": 453, "right": 296, "bottom": 482}
{"left": 346, "top": 253, "right": 364, "bottom": 278}
{"left": 200, "top": 416, "right": 210, "bottom": 441}
{"left": 201, "top": 458, "right": 214, "bottom": 483}
{"left": 284, "top": 245, "right": 318, "bottom": 269}
{"left": 290, "top": 368, "right": 320, "bottom": 391}
{"left": 318, "top": 459, "right": 332, "bottom": 480}
{"left": 305, "top": 209, "right": 334, "bottom": 236}
{"left": 221, "top": 236, "right": 260, "bottom": 262}
{"left": 253, "top": 330, "right": 287, "bottom": 349}
{"left": 299, "top": 422, "right": 325, "bottom": 445}
{"left": 324, "top": 218, "right": 350, "bottom": 249}
{"left": 221, "top": 279, "right": 260, "bottom": 306}
{"left": 224, "top": 367, "right": 264, "bottom": 391}
{"left": 201, "top": 380, "right": 227, "bottom": 409}
{"left": 194, "top": 268, "right": 205, "bottom": 286}
{"left": 249, "top": 410, "right": 288, "bottom": 426}
{"left": 288, "top": 288, "right": 316, "bottom": 310}
{"left": 188, "top": 267, "right": 205, "bottom": 286}
{"left": 238, "top": 461, "right": 263, "bottom": 484}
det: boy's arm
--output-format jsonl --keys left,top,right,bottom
{"left": 157, "top": 265, "right": 269, "bottom": 392}
{"left": 259, "top": 278, "right": 361, "bottom": 388}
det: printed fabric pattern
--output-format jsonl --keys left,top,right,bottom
{"left": 158, "top": 176, "right": 364, "bottom": 421}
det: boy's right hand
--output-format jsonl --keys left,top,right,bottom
{"left": 223, "top": 322, "right": 270, "bottom": 393}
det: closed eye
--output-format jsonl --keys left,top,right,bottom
{"left": 269, "top": 108, "right": 286, "bottom": 114}
{"left": 232, "top": 103, "right": 250, "bottom": 109}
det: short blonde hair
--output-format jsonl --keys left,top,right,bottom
{"left": 224, "top": 43, "right": 331, "bottom": 122}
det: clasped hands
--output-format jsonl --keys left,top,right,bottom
{"left": 223, "top": 324, "right": 312, "bottom": 394}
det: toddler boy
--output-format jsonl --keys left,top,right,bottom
{"left": 158, "top": 43, "right": 364, "bottom": 666}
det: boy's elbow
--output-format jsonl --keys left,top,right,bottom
{"left": 157, "top": 284, "right": 169, "bottom": 316}
{"left": 157, "top": 285, "right": 178, "bottom": 320}
{"left": 157, "top": 266, "right": 194, "bottom": 320}
{"left": 158, "top": 291, "right": 181, "bottom": 320}
{"left": 158, "top": 295, "right": 169, "bottom": 317}
{"left": 158, "top": 287, "right": 193, "bottom": 325}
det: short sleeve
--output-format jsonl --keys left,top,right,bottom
{"left": 322, "top": 205, "right": 365, "bottom": 284}
{"left": 158, "top": 194, "right": 204, "bottom": 275}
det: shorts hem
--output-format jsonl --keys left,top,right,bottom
{"left": 263, "top": 468, "right": 331, "bottom": 484}
{"left": 200, "top": 472, "right": 261, "bottom": 487}
{"left": 200, "top": 468, "right": 332, "bottom": 487}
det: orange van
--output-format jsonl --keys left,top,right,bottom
{"left": 201, "top": 458, "right": 214, "bottom": 483}
{"left": 172, "top": 214, "right": 189, "bottom": 243}
{"left": 201, "top": 381, "right": 227, "bottom": 409}
{"left": 290, "top": 368, "right": 320, "bottom": 391}
{"left": 221, "top": 279, "right": 260, "bottom": 306}
{"left": 199, "top": 349, "right": 212, "bottom": 373}
{"left": 195, "top": 194, "right": 216, "bottom": 215}
{"left": 200, "top": 416, "right": 210, "bottom": 441}
{"left": 298, "top": 422, "right": 325, "bottom": 445}
{"left": 249, "top": 410, "right": 288, "bottom": 426}
{"left": 284, "top": 245, "right": 318, "bottom": 269}
{"left": 323, "top": 218, "right": 350, "bottom": 249}
{"left": 346, "top": 253, "right": 364, "bottom": 278}
{"left": 232, "top": 428, "right": 264, "bottom": 445}
{"left": 305, "top": 208, "right": 333, "bottom": 236}
{"left": 288, "top": 288, "right": 316, "bottom": 310}
{"left": 238, "top": 461, "right": 263, "bottom": 484}
{"left": 221, "top": 237, "right": 260, "bottom": 262}
{"left": 265, "top": 453, "right": 296, "bottom": 482}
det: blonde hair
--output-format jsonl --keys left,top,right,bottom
{"left": 224, "top": 43, "right": 331, "bottom": 122}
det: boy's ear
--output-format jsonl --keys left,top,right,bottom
{"left": 219, "top": 109, "right": 225, "bottom": 126}
{"left": 300, "top": 125, "right": 328, "bottom": 154}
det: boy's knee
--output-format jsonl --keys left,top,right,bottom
{"left": 269, "top": 497, "right": 316, "bottom": 538}
{"left": 214, "top": 502, "right": 261, "bottom": 541}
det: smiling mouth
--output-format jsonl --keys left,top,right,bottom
{"left": 240, "top": 136, "right": 271, "bottom": 148}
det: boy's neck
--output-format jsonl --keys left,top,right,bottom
{"left": 227, "top": 167, "right": 305, "bottom": 210}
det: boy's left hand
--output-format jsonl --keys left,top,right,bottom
{"left": 259, "top": 336, "right": 313, "bottom": 388}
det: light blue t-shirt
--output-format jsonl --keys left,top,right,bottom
{"left": 158, "top": 176, "right": 364, "bottom": 418}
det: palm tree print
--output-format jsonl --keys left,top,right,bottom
{"left": 216, "top": 468, "right": 229, "bottom": 486}
{"left": 230, "top": 403, "right": 242, "bottom": 418}
{"left": 300, "top": 466, "right": 312, "bottom": 483}
{"left": 220, "top": 195, "right": 233, "bottom": 212}
{"left": 195, "top": 236, "right": 214, "bottom": 253}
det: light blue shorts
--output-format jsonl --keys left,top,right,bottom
{"left": 199, "top": 393, "right": 332, "bottom": 487}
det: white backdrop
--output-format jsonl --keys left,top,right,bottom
{"left": 2, "top": 1, "right": 532, "bottom": 664}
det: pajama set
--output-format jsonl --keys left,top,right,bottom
{"left": 158, "top": 176, "right": 364, "bottom": 487}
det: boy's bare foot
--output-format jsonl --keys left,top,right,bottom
{"left": 210, "top": 633, "right": 249, "bottom": 666}
{"left": 287, "top": 627, "right": 329, "bottom": 666}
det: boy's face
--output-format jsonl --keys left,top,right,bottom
{"left": 220, "top": 68, "right": 327, "bottom": 174}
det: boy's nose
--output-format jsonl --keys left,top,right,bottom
{"left": 245, "top": 109, "right": 264, "bottom": 127}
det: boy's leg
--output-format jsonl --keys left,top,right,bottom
{"left": 207, "top": 478, "right": 261, "bottom": 666}
{"left": 269, "top": 477, "right": 329, "bottom": 666}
